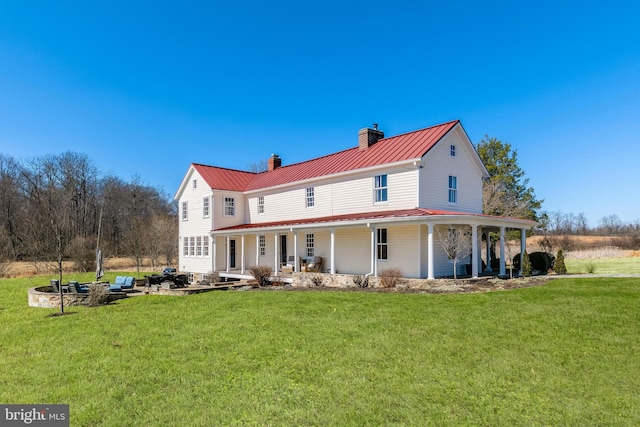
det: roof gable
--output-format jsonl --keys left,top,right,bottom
{"left": 184, "top": 120, "right": 461, "bottom": 193}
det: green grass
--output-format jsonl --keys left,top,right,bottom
{"left": 566, "top": 256, "right": 640, "bottom": 274}
{"left": 2, "top": 273, "right": 640, "bottom": 426}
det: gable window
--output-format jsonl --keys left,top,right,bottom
{"left": 196, "top": 236, "right": 202, "bottom": 256}
{"left": 377, "top": 228, "right": 388, "bottom": 260}
{"left": 306, "top": 233, "right": 315, "bottom": 258}
{"left": 224, "top": 197, "right": 235, "bottom": 216}
{"left": 182, "top": 201, "right": 188, "bottom": 221}
{"left": 259, "top": 235, "right": 266, "bottom": 256}
{"left": 203, "top": 236, "right": 209, "bottom": 257}
{"left": 203, "top": 197, "right": 210, "bottom": 218}
{"left": 374, "top": 174, "right": 387, "bottom": 203}
{"left": 192, "top": 179, "right": 197, "bottom": 189}
{"left": 448, "top": 175, "right": 457, "bottom": 204}
{"left": 306, "top": 187, "right": 315, "bottom": 208}
{"left": 258, "top": 196, "right": 264, "bottom": 214}
{"left": 450, "top": 145, "right": 456, "bottom": 157}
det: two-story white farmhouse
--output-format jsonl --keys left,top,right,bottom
{"left": 174, "top": 120, "right": 535, "bottom": 281}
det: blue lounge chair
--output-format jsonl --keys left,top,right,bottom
{"left": 121, "top": 276, "right": 136, "bottom": 290}
{"left": 69, "top": 281, "right": 89, "bottom": 293}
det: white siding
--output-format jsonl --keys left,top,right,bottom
{"left": 419, "top": 130, "right": 483, "bottom": 213}
{"left": 176, "top": 168, "right": 214, "bottom": 274}
{"left": 334, "top": 227, "right": 373, "bottom": 275}
{"left": 379, "top": 224, "right": 421, "bottom": 278}
{"left": 246, "top": 166, "right": 419, "bottom": 224}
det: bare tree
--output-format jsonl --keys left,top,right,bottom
{"left": 435, "top": 225, "right": 473, "bottom": 279}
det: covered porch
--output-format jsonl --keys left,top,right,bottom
{"left": 210, "top": 209, "right": 536, "bottom": 281}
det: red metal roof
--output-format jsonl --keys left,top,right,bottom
{"left": 193, "top": 120, "right": 459, "bottom": 192}
{"left": 214, "top": 208, "right": 489, "bottom": 232}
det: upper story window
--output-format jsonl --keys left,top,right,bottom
{"left": 448, "top": 175, "right": 457, "bottom": 204}
{"left": 181, "top": 201, "right": 188, "bottom": 221}
{"left": 374, "top": 174, "right": 387, "bottom": 203}
{"left": 306, "top": 187, "right": 315, "bottom": 208}
{"left": 259, "top": 235, "right": 266, "bottom": 256}
{"left": 258, "top": 196, "right": 264, "bottom": 214}
{"left": 224, "top": 197, "right": 235, "bottom": 216}
{"left": 306, "top": 233, "right": 315, "bottom": 258}
{"left": 450, "top": 145, "right": 456, "bottom": 157}
{"left": 377, "top": 228, "right": 388, "bottom": 260}
{"left": 192, "top": 179, "right": 197, "bottom": 189}
{"left": 203, "top": 197, "right": 210, "bottom": 218}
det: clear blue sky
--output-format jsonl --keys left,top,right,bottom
{"left": 1, "top": 1, "right": 638, "bottom": 226}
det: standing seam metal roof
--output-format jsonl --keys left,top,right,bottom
{"left": 193, "top": 120, "right": 459, "bottom": 192}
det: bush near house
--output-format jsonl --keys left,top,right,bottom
{"left": 378, "top": 268, "right": 403, "bottom": 288}
{"left": 249, "top": 265, "right": 272, "bottom": 287}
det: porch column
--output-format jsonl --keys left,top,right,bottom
{"left": 499, "top": 227, "right": 506, "bottom": 276}
{"left": 212, "top": 236, "right": 217, "bottom": 272}
{"left": 225, "top": 237, "right": 230, "bottom": 273}
{"left": 241, "top": 235, "right": 245, "bottom": 273}
{"left": 485, "top": 231, "right": 492, "bottom": 272}
{"left": 330, "top": 228, "right": 335, "bottom": 274}
{"left": 369, "top": 226, "right": 376, "bottom": 277}
{"left": 427, "top": 223, "right": 435, "bottom": 280}
{"left": 255, "top": 235, "right": 259, "bottom": 266}
{"left": 293, "top": 231, "right": 299, "bottom": 272}
{"left": 519, "top": 228, "right": 527, "bottom": 276}
{"left": 274, "top": 234, "right": 279, "bottom": 275}
{"left": 373, "top": 227, "right": 378, "bottom": 277}
{"left": 471, "top": 225, "right": 479, "bottom": 278}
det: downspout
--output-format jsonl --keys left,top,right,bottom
{"left": 365, "top": 224, "right": 375, "bottom": 281}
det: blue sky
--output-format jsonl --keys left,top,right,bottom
{"left": 1, "top": 1, "right": 638, "bottom": 226}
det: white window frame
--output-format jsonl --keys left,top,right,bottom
{"left": 203, "top": 236, "right": 209, "bottom": 257}
{"left": 189, "top": 237, "right": 195, "bottom": 256}
{"left": 306, "top": 187, "right": 315, "bottom": 208}
{"left": 374, "top": 174, "right": 388, "bottom": 203}
{"left": 183, "top": 237, "right": 189, "bottom": 257}
{"left": 203, "top": 197, "right": 210, "bottom": 218}
{"left": 450, "top": 144, "right": 456, "bottom": 157}
{"left": 192, "top": 179, "right": 197, "bottom": 189}
{"left": 181, "top": 201, "right": 188, "bottom": 221}
{"left": 258, "top": 196, "right": 264, "bottom": 214}
{"left": 259, "top": 235, "right": 266, "bottom": 256}
{"left": 196, "top": 236, "right": 202, "bottom": 256}
{"left": 377, "top": 228, "right": 388, "bottom": 260}
{"left": 306, "top": 233, "right": 315, "bottom": 258}
{"left": 224, "top": 197, "right": 235, "bottom": 217}
{"left": 448, "top": 175, "right": 457, "bottom": 204}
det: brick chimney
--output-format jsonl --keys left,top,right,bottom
{"left": 268, "top": 154, "right": 282, "bottom": 171}
{"left": 358, "top": 124, "right": 384, "bottom": 149}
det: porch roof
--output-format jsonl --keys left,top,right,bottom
{"left": 211, "top": 208, "right": 536, "bottom": 234}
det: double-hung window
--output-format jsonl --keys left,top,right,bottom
{"left": 306, "top": 234, "right": 315, "bottom": 258}
{"left": 258, "top": 196, "right": 264, "bottom": 214}
{"left": 181, "top": 201, "right": 188, "bottom": 221}
{"left": 259, "top": 235, "right": 266, "bottom": 256}
{"left": 189, "top": 237, "right": 195, "bottom": 256}
{"left": 224, "top": 197, "right": 235, "bottom": 216}
{"left": 306, "top": 187, "right": 315, "bottom": 208}
{"left": 203, "top": 236, "right": 209, "bottom": 256}
{"left": 448, "top": 176, "right": 457, "bottom": 204}
{"left": 183, "top": 237, "right": 189, "bottom": 256}
{"left": 450, "top": 145, "right": 456, "bottom": 157}
{"left": 374, "top": 174, "right": 387, "bottom": 203}
{"left": 377, "top": 228, "right": 388, "bottom": 260}
{"left": 196, "top": 236, "right": 202, "bottom": 256}
{"left": 203, "top": 197, "right": 210, "bottom": 218}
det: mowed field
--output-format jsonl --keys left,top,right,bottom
{"left": 1, "top": 273, "right": 639, "bottom": 426}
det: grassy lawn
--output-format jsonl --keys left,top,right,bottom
{"left": 566, "top": 256, "right": 640, "bottom": 274}
{"left": 2, "top": 273, "right": 639, "bottom": 426}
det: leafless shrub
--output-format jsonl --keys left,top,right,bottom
{"left": 249, "top": 265, "right": 272, "bottom": 287}
{"left": 88, "top": 284, "right": 109, "bottom": 307}
{"left": 352, "top": 274, "right": 369, "bottom": 288}
{"left": 378, "top": 268, "right": 403, "bottom": 288}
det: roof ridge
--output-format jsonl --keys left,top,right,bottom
{"left": 193, "top": 163, "right": 256, "bottom": 175}
{"left": 379, "top": 119, "right": 460, "bottom": 141}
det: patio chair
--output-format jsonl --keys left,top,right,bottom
{"left": 109, "top": 276, "right": 127, "bottom": 292}
{"left": 281, "top": 255, "right": 295, "bottom": 269}
{"left": 305, "top": 256, "right": 323, "bottom": 272}
{"left": 68, "top": 281, "right": 89, "bottom": 293}
{"left": 121, "top": 276, "right": 136, "bottom": 290}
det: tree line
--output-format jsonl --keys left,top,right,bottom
{"left": 0, "top": 152, "right": 177, "bottom": 277}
